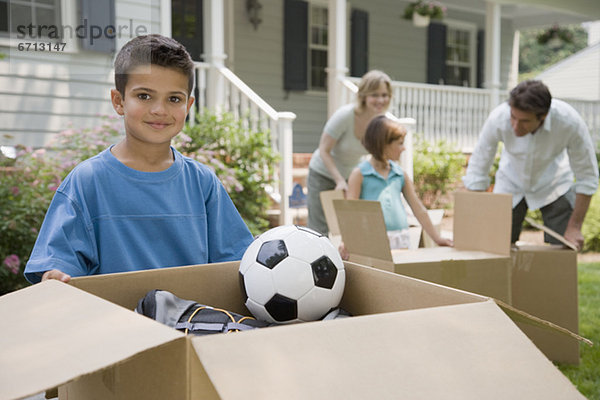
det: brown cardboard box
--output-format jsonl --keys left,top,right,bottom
{"left": 320, "top": 190, "right": 422, "bottom": 250}
{"left": 332, "top": 191, "right": 513, "bottom": 303}
{"left": 0, "top": 261, "right": 587, "bottom": 399}
{"left": 331, "top": 191, "right": 581, "bottom": 364}
{"left": 511, "top": 220, "right": 579, "bottom": 364}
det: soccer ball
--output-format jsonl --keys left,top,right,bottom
{"left": 239, "top": 225, "right": 346, "bottom": 324}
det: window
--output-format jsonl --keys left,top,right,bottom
{"left": 308, "top": 3, "right": 328, "bottom": 90}
{"left": 0, "top": 0, "right": 61, "bottom": 37}
{"left": 285, "top": 0, "right": 365, "bottom": 92}
{"left": 171, "top": 0, "right": 203, "bottom": 61}
{"left": 444, "top": 23, "right": 476, "bottom": 87}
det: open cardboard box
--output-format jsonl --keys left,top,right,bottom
{"left": 320, "top": 190, "right": 422, "bottom": 250}
{"left": 0, "top": 261, "right": 588, "bottom": 399}
{"left": 331, "top": 191, "right": 582, "bottom": 364}
{"left": 511, "top": 217, "right": 579, "bottom": 364}
{"left": 331, "top": 191, "right": 514, "bottom": 303}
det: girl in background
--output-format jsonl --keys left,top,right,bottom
{"left": 347, "top": 115, "right": 453, "bottom": 249}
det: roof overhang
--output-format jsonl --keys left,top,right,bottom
{"left": 447, "top": 0, "right": 600, "bottom": 29}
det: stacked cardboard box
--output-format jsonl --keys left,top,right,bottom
{"left": 0, "top": 261, "right": 585, "bottom": 399}
{"left": 331, "top": 191, "right": 580, "bottom": 364}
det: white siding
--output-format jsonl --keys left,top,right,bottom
{"left": 0, "top": 0, "right": 161, "bottom": 148}
{"left": 537, "top": 44, "right": 600, "bottom": 101}
{"left": 231, "top": 0, "right": 517, "bottom": 153}
{"left": 231, "top": 0, "right": 329, "bottom": 154}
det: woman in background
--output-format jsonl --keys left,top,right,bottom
{"left": 307, "top": 70, "right": 393, "bottom": 235}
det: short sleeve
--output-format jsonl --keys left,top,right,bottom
{"left": 323, "top": 104, "right": 353, "bottom": 141}
{"left": 24, "top": 191, "right": 97, "bottom": 283}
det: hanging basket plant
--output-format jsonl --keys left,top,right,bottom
{"left": 403, "top": 1, "right": 447, "bottom": 24}
{"left": 537, "top": 24, "right": 574, "bottom": 47}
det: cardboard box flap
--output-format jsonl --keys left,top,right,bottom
{"left": 495, "top": 300, "right": 592, "bottom": 347}
{"left": 70, "top": 261, "right": 247, "bottom": 313}
{"left": 524, "top": 217, "right": 578, "bottom": 250}
{"left": 333, "top": 199, "right": 393, "bottom": 261}
{"left": 391, "top": 246, "right": 508, "bottom": 263}
{"left": 453, "top": 191, "right": 512, "bottom": 255}
{"left": 0, "top": 280, "right": 183, "bottom": 400}
{"left": 190, "top": 300, "right": 584, "bottom": 399}
{"left": 320, "top": 190, "right": 345, "bottom": 236}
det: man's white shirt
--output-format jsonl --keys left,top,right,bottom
{"left": 463, "top": 99, "right": 598, "bottom": 209}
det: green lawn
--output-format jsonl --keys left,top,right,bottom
{"left": 557, "top": 262, "right": 600, "bottom": 399}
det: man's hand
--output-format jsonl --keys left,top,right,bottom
{"left": 563, "top": 225, "right": 584, "bottom": 251}
{"left": 41, "top": 269, "right": 71, "bottom": 283}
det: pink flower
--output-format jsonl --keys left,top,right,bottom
{"left": 3, "top": 254, "right": 21, "bottom": 275}
{"left": 10, "top": 186, "right": 19, "bottom": 196}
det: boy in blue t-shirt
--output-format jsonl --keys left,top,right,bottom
{"left": 25, "top": 34, "right": 254, "bottom": 284}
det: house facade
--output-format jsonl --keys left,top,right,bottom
{"left": 2, "top": 0, "right": 598, "bottom": 152}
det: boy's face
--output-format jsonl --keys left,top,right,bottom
{"left": 111, "top": 65, "right": 194, "bottom": 146}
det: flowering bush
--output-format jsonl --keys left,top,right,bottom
{"left": 179, "top": 111, "right": 279, "bottom": 235}
{"left": 537, "top": 24, "right": 574, "bottom": 46}
{"left": 403, "top": 1, "right": 446, "bottom": 20}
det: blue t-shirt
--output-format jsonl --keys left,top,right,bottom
{"left": 358, "top": 160, "right": 408, "bottom": 231}
{"left": 24, "top": 146, "right": 254, "bottom": 283}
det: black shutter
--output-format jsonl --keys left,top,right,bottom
{"left": 78, "top": 0, "right": 116, "bottom": 53}
{"left": 350, "top": 9, "right": 368, "bottom": 77}
{"left": 284, "top": 0, "right": 308, "bottom": 91}
{"left": 476, "top": 29, "right": 485, "bottom": 88}
{"left": 426, "top": 22, "right": 446, "bottom": 85}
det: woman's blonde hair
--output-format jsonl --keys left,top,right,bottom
{"left": 357, "top": 70, "right": 392, "bottom": 112}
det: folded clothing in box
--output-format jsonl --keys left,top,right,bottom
{"left": 136, "top": 289, "right": 351, "bottom": 335}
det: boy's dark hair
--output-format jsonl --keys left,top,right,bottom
{"left": 509, "top": 80, "right": 552, "bottom": 118}
{"left": 362, "top": 115, "right": 406, "bottom": 162}
{"left": 114, "top": 34, "right": 195, "bottom": 95}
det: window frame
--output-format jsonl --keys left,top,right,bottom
{"left": 307, "top": 0, "right": 328, "bottom": 91}
{"left": 0, "top": 0, "right": 78, "bottom": 53}
{"left": 443, "top": 19, "right": 477, "bottom": 87}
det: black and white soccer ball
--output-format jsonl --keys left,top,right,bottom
{"left": 239, "top": 225, "right": 346, "bottom": 324}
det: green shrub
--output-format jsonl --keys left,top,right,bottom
{"left": 412, "top": 135, "right": 466, "bottom": 209}
{"left": 178, "top": 111, "right": 279, "bottom": 235}
{"left": 583, "top": 192, "right": 600, "bottom": 252}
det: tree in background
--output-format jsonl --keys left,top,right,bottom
{"left": 519, "top": 24, "right": 588, "bottom": 80}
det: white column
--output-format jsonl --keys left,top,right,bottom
{"left": 277, "top": 112, "right": 298, "bottom": 226}
{"left": 160, "top": 0, "right": 172, "bottom": 36}
{"left": 204, "top": 0, "right": 227, "bottom": 113}
{"left": 484, "top": 1, "right": 502, "bottom": 110}
{"left": 507, "top": 30, "right": 520, "bottom": 90}
{"left": 327, "top": 0, "right": 348, "bottom": 118}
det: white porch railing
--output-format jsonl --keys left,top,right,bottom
{"left": 349, "top": 78, "right": 600, "bottom": 153}
{"left": 189, "top": 62, "right": 296, "bottom": 226}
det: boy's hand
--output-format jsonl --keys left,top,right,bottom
{"left": 41, "top": 269, "right": 71, "bottom": 283}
